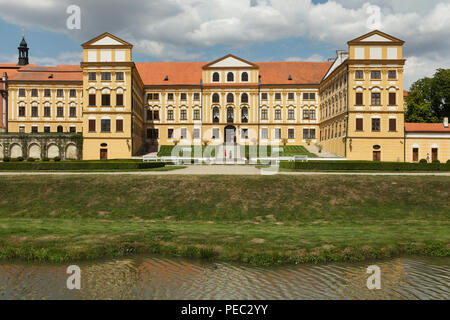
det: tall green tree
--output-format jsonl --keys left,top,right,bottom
{"left": 405, "top": 69, "right": 450, "bottom": 122}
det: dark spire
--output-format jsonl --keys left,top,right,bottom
{"left": 18, "top": 29, "right": 29, "bottom": 66}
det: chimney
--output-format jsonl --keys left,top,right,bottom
{"left": 2, "top": 72, "right": 7, "bottom": 81}
{"left": 444, "top": 117, "right": 449, "bottom": 128}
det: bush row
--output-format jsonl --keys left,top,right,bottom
{"left": 280, "top": 160, "right": 450, "bottom": 171}
{"left": 0, "top": 161, "right": 165, "bottom": 171}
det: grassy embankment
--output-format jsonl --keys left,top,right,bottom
{"left": 0, "top": 175, "right": 449, "bottom": 265}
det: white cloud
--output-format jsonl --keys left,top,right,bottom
{"left": 0, "top": 0, "right": 448, "bottom": 86}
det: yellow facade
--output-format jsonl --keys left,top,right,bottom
{"left": 4, "top": 30, "right": 449, "bottom": 162}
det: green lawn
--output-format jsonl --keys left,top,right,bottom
{"left": 0, "top": 175, "right": 448, "bottom": 265}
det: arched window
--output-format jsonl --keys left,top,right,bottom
{"left": 241, "top": 93, "right": 248, "bottom": 103}
{"left": 212, "top": 93, "right": 220, "bottom": 103}
{"left": 212, "top": 72, "right": 220, "bottom": 82}
{"left": 227, "top": 93, "right": 234, "bottom": 103}
{"left": 213, "top": 107, "right": 219, "bottom": 123}
{"left": 241, "top": 72, "right": 249, "bottom": 82}
{"left": 227, "top": 72, "right": 234, "bottom": 82}
{"left": 241, "top": 107, "right": 248, "bottom": 123}
{"left": 57, "top": 125, "right": 63, "bottom": 133}
{"left": 227, "top": 107, "right": 234, "bottom": 123}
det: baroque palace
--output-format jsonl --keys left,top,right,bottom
{"left": 0, "top": 30, "right": 449, "bottom": 161}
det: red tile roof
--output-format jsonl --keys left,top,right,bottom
{"left": 403, "top": 90, "right": 408, "bottom": 97}
{"left": 405, "top": 123, "right": 450, "bottom": 132}
{"left": 257, "top": 61, "right": 332, "bottom": 85}
{"left": 136, "top": 61, "right": 332, "bottom": 86}
{"left": 9, "top": 65, "right": 82, "bottom": 82}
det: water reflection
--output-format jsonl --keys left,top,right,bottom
{"left": 0, "top": 256, "right": 448, "bottom": 300}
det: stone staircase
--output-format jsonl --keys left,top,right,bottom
{"left": 304, "top": 145, "right": 342, "bottom": 158}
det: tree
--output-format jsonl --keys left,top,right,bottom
{"left": 405, "top": 69, "right": 450, "bottom": 122}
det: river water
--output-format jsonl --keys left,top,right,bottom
{"left": 0, "top": 256, "right": 448, "bottom": 300}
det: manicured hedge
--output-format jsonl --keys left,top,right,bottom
{"left": 280, "top": 160, "right": 450, "bottom": 171}
{"left": 0, "top": 161, "right": 165, "bottom": 171}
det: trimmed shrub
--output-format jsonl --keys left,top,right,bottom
{"left": 279, "top": 160, "right": 450, "bottom": 172}
{"left": 432, "top": 160, "right": 440, "bottom": 164}
{"left": 54, "top": 157, "right": 61, "bottom": 162}
{"left": 447, "top": 159, "right": 450, "bottom": 164}
{"left": 27, "top": 157, "right": 36, "bottom": 162}
{"left": 42, "top": 157, "right": 50, "bottom": 162}
{"left": 3, "top": 157, "right": 11, "bottom": 162}
{"left": 0, "top": 161, "right": 165, "bottom": 171}
{"left": 14, "top": 157, "right": 24, "bottom": 162}
{"left": 419, "top": 159, "right": 428, "bottom": 164}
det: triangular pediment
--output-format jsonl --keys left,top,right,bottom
{"left": 203, "top": 54, "right": 258, "bottom": 69}
{"left": 348, "top": 30, "right": 404, "bottom": 45}
{"left": 82, "top": 32, "right": 132, "bottom": 48}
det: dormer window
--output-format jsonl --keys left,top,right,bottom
{"left": 227, "top": 72, "right": 234, "bottom": 82}
{"left": 241, "top": 72, "right": 249, "bottom": 82}
{"left": 212, "top": 72, "right": 220, "bottom": 82}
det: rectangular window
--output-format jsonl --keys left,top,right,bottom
{"left": 355, "top": 70, "right": 364, "bottom": 79}
{"left": 147, "top": 93, "right": 153, "bottom": 101}
{"left": 116, "top": 94, "right": 123, "bottom": 106}
{"left": 147, "top": 128, "right": 153, "bottom": 139}
{"left": 88, "top": 72, "right": 96, "bottom": 81}
{"left": 389, "top": 118, "right": 396, "bottom": 132}
{"left": 371, "top": 92, "right": 381, "bottom": 105}
{"left": 261, "top": 93, "right": 268, "bottom": 100}
{"left": 69, "top": 89, "right": 76, "bottom": 98}
{"left": 44, "top": 106, "right": 51, "bottom": 117}
{"left": 310, "top": 128, "right": 316, "bottom": 139}
{"left": 19, "top": 89, "right": 26, "bottom": 97}
{"left": 261, "top": 128, "right": 268, "bottom": 139}
{"left": 193, "top": 93, "right": 200, "bottom": 100}
{"left": 310, "top": 110, "right": 316, "bottom": 120}
{"left": 288, "top": 128, "right": 295, "bottom": 139}
{"left": 412, "top": 148, "right": 419, "bottom": 162}
{"left": 355, "top": 92, "right": 363, "bottom": 105}
{"left": 57, "top": 106, "right": 64, "bottom": 117}
{"left": 101, "top": 72, "right": 111, "bottom": 81}
{"left": 193, "top": 109, "right": 200, "bottom": 120}
{"left": 31, "top": 106, "right": 38, "bottom": 117}
{"left": 180, "top": 128, "right": 187, "bottom": 139}
{"left": 31, "top": 89, "right": 38, "bottom": 97}
{"left": 288, "top": 109, "right": 295, "bottom": 120}
{"left": 275, "top": 109, "right": 281, "bottom": 120}
{"left": 115, "top": 72, "right": 124, "bottom": 81}
{"left": 372, "top": 118, "right": 380, "bottom": 132}
{"left": 44, "top": 89, "right": 51, "bottom": 97}
{"left": 19, "top": 126, "right": 25, "bottom": 133}
{"left": 389, "top": 92, "right": 396, "bottom": 105}
{"left": 388, "top": 70, "right": 397, "bottom": 80}
{"left": 356, "top": 118, "right": 363, "bottom": 131}
{"left": 147, "top": 110, "right": 152, "bottom": 121}
{"left": 44, "top": 126, "right": 50, "bottom": 133}
{"left": 167, "top": 110, "right": 174, "bottom": 120}
{"left": 31, "top": 126, "right": 38, "bottom": 133}
{"left": 275, "top": 128, "right": 281, "bottom": 139}
{"left": 116, "top": 119, "right": 123, "bottom": 132}
{"left": 309, "top": 93, "right": 316, "bottom": 100}
{"left": 261, "top": 109, "right": 268, "bottom": 120}
{"left": 102, "top": 94, "right": 111, "bottom": 106}
{"left": 303, "top": 93, "right": 309, "bottom": 100}
{"left": 89, "top": 94, "right": 96, "bottom": 106}
{"left": 303, "top": 128, "right": 309, "bottom": 139}
{"left": 371, "top": 71, "right": 381, "bottom": 80}
{"left": 303, "top": 109, "right": 310, "bottom": 119}
{"left": 180, "top": 93, "right": 187, "bottom": 101}
{"left": 153, "top": 110, "right": 159, "bottom": 120}
{"left": 193, "top": 128, "right": 200, "bottom": 139}
{"left": 89, "top": 119, "right": 96, "bottom": 132}
{"left": 241, "top": 128, "right": 248, "bottom": 139}
{"left": 168, "top": 128, "right": 174, "bottom": 139}
{"left": 212, "top": 128, "right": 219, "bottom": 139}
{"left": 70, "top": 107, "right": 76, "bottom": 118}
{"left": 167, "top": 93, "right": 174, "bottom": 100}
{"left": 274, "top": 93, "right": 281, "bottom": 100}
{"left": 19, "top": 106, "right": 25, "bottom": 117}
{"left": 154, "top": 129, "right": 159, "bottom": 139}
{"left": 432, "top": 148, "right": 438, "bottom": 162}
{"left": 69, "top": 126, "right": 76, "bottom": 133}
{"left": 288, "top": 92, "right": 295, "bottom": 100}
{"left": 180, "top": 109, "right": 187, "bottom": 120}
{"left": 153, "top": 93, "right": 159, "bottom": 100}
{"left": 101, "top": 119, "right": 111, "bottom": 132}
{"left": 56, "top": 89, "right": 64, "bottom": 98}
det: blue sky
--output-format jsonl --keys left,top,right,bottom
{"left": 0, "top": 0, "right": 449, "bottom": 88}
